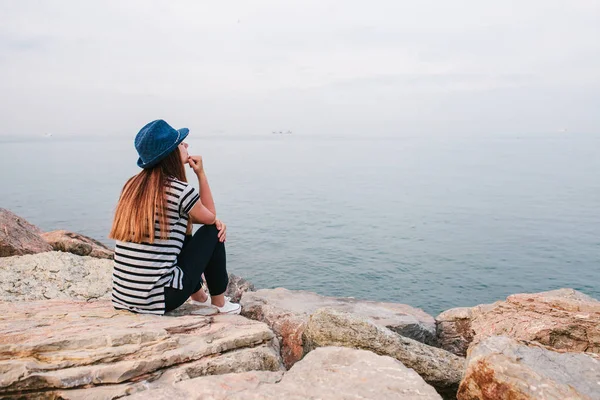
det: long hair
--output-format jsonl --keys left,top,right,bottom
{"left": 109, "top": 148, "right": 187, "bottom": 243}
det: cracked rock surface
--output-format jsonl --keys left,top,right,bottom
{"left": 0, "top": 251, "right": 112, "bottom": 301}
{"left": 240, "top": 288, "right": 437, "bottom": 368}
{"left": 436, "top": 288, "right": 600, "bottom": 357}
{"left": 0, "top": 251, "right": 254, "bottom": 304}
{"left": 124, "top": 347, "right": 443, "bottom": 400}
{"left": 458, "top": 336, "right": 600, "bottom": 400}
{"left": 0, "top": 300, "right": 283, "bottom": 399}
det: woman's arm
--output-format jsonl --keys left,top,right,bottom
{"left": 187, "top": 156, "right": 217, "bottom": 225}
{"left": 197, "top": 171, "right": 216, "bottom": 215}
{"left": 188, "top": 200, "right": 216, "bottom": 225}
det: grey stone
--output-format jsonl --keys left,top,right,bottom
{"left": 0, "top": 251, "right": 112, "bottom": 301}
{"left": 305, "top": 307, "right": 464, "bottom": 399}
{"left": 0, "top": 251, "right": 253, "bottom": 308}
{"left": 224, "top": 273, "right": 255, "bottom": 303}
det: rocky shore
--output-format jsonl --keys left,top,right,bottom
{"left": 1, "top": 208, "right": 599, "bottom": 399}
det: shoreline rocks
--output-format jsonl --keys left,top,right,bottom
{"left": 436, "top": 288, "right": 600, "bottom": 357}
{"left": 0, "top": 251, "right": 254, "bottom": 304}
{"left": 2, "top": 208, "right": 600, "bottom": 399}
{"left": 0, "top": 209, "right": 114, "bottom": 260}
{"left": 41, "top": 230, "right": 114, "bottom": 259}
{"left": 225, "top": 274, "right": 255, "bottom": 303}
{"left": 0, "top": 208, "right": 52, "bottom": 257}
{"left": 0, "top": 251, "right": 113, "bottom": 302}
{"left": 125, "top": 347, "right": 443, "bottom": 400}
{"left": 305, "top": 307, "right": 464, "bottom": 399}
{"left": 0, "top": 300, "right": 282, "bottom": 399}
{"left": 240, "top": 287, "right": 437, "bottom": 368}
{"left": 457, "top": 336, "right": 600, "bottom": 400}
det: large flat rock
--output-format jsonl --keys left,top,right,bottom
{"left": 0, "top": 251, "right": 112, "bottom": 301}
{"left": 0, "top": 300, "right": 282, "bottom": 399}
{"left": 43, "top": 344, "right": 283, "bottom": 399}
{"left": 125, "top": 346, "right": 443, "bottom": 400}
{"left": 305, "top": 308, "right": 464, "bottom": 399}
{"left": 458, "top": 336, "right": 600, "bottom": 400}
{"left": 437, "top": 288, "right": 600, "bottom": 357}
{"left": 240, "top": 288, "right": 437, "bottom": 368}
{"left": 0, "top": 251, "right": 253, "bottom": 304}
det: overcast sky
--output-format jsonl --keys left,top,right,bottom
{"left": 1, "top": 0, "right": 599, "bottom": 137}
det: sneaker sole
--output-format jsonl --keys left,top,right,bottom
{"left": 189, "top": 296, "right": 232, "bottom": 307}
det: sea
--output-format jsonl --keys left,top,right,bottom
{"left": 1, "top": 132, "right": 599, "bottom": 316}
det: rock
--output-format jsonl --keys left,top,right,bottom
{"left": 240, "top": 288, "right": 436, "bottom": 368}
{"left": 0, "top": 208, "right": 52, "bottom": 257}
{"left": 0, "top": 299, "right": 282, "bottom": 399}
{"left": 305, "top": 308, "right": 464, "bottom": 399}
{"left": 0, "top": 252, "right": 254, "bottom": 306}
{"left": 47, "top": 343, "right": 284, "bottom": 399}
{"left": 457, "top": 336, "right": 600, "bottom": 400}
{"left": 225, "top": 273, "right": 255, "bottom": 303}
{"left": 41, "top": 230, "right": 114, "bottom": 259}
{"left": 123, "top": 371, "right": 285, "bottom": 400}
{"left": 0, "top": 251, "right": 112, "bottom": 301}
{"left": 124, "top": 347, "right": 443, "bottom": 400}
{"left": 437, "top": 288, "right": 600, "bottom": 357}
{"left": 436, "top": 307, "right": 477, "bottom": 357}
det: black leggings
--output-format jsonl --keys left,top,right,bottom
{"left": 164, "top": 224, "right": 229, "bottom": 312}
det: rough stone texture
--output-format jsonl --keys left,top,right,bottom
{"left": 41, "top": 343, "right": 283, "bottom": 400}
{"left": 0, "top": 251, "right": 252, "bottom": 307}
{"left": 437, "top": 288, "right": 600, "bottom": 357}
{"left": 125, "top": 347, "right": 443, "bottom": 400}
{"left": 224, "top": 273, "right": 255, "bottom": 303}
{"left": 0, "top": 300, "right": 281, "bottom": 399}
{"left": 458, "top": 336, "right": 600, "bottom": 400}
{"left": 124, "top": 371, "right": 285, "bottom": 400}
{"left": 41, "top": 230, "right": 114, "bottom": 259}
{"left": 436, "top": 306, "right": 477, "bottom": 357}
{"left": 240, "top": 288, "right": 437, "bottom": 368}
{"left": 305, "top": 308, "right": 464, "bottom": 399}
{"left": 0, "top": 251, "right": 112, "bottom": 301}
{"left": 0, "top": 208, "right": 52, "bottom": 257}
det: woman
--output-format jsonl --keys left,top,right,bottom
{"left": 109, "top": 119, "right": 241, "bottom": 315}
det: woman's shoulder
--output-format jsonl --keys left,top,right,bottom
{"left": 166, "top": 177, "right": 189, "bottom": 190}
{"left": 166, "top": 177, "right": 198, "bottom": 199}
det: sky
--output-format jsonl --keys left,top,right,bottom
{"left": 0, "top": 0, "right": 599, "bottom": 137}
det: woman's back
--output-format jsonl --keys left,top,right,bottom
{"left": 111, "top": 177, "right": 199, "bottom": 314}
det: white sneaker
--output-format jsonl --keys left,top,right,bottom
{"left": 190, "top": 295, "right": 231, "bottom": 307}
{"left": 214, "top": 300, "right": 241, "bottom": 315}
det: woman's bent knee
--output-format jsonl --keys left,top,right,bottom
{"left": 195, "top": 223, "right": 219, "bottom": 238}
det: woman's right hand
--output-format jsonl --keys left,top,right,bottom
{"left": 188, "top": 155, "right": 204, "bottom": 175}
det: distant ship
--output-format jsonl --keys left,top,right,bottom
{"left": 44, "top": 133, "right": 53, "bottom": 137}
{"left": 272, "top": 130, "right": 292, "bottom": 134}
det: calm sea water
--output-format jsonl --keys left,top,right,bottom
{"left": 1, "top": 133, "right": 599, "bottom": 315}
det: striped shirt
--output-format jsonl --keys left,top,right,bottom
{"left": 111, "top": 177, "right": 200, "bottom": 315}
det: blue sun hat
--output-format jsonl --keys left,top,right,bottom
{"left": 134, "top": 119, "right": 189, "bottom": 168}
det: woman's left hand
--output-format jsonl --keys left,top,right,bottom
{"left": 215, "top": 219, "right": 227, "bottom": 242}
